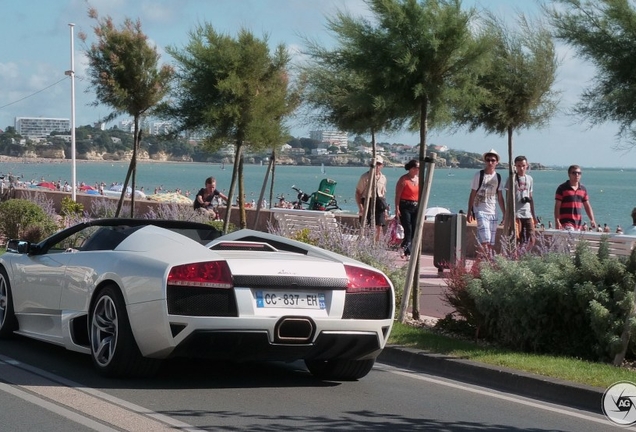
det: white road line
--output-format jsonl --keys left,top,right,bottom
{"left": 376, "top": 363, "right": 613, "bottom": 426}
{"left": 0, "top": 381, "right": 118, "bottom": 432}
{"left": 0, "top": 356, "right": 203, "bottom": 432}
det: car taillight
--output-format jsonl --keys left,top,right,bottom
{"left": 344, "top": 265, "right": 391, "bottom": 293}
{"left": 168, "top": 261, "right": 233, "bottom": 289}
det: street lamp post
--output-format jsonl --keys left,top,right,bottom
{"left": 65, "top": 23, "right": 77, "bottom": 201}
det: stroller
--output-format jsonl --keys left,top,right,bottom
{"left": 292, "top": 178, "right": 340, "bottom": 211}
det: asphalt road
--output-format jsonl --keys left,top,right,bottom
{"left": 0, "top": 336, "right": 618, "bottom": 431}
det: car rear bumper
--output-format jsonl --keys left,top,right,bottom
{"left": 167, "top": 329, "right": 388, "bottom": 362}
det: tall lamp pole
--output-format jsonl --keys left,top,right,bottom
{"left": 65, "top": 23, "right": 77, "bottom": 201}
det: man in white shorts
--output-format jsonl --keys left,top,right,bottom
{"left": 467, "top": 149, "right": 506, "bottom": 253}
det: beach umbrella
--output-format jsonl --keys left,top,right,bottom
{"left": 109, "top": 184, "right": 132, "bottom": 193}
{"left": 424, "top": 206, "right": 451, "bottom": 221}
{"left": 37, "top": 182, "right": 57, "bottom": 190}
{"left": 79, "top": 185, "right": 95, "bottom": 191}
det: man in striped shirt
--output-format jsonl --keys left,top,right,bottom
{"left": 554, "top": 165, "right": 596, "bottom": 231}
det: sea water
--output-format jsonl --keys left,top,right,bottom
{"left": 1, "top": 159, "right": 633, "bottom": 230}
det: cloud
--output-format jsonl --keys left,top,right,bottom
{"left": 0, "top": 62, "right": 20, "bottom": 81}
{"left": 140, "top": 1, "right": 181, "bottom": 24}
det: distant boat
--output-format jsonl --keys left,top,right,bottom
{"left": 321, "top": 163, "right": 326, "bottom": 175}
{"left": 221, "top": 162, "right": 225, "bottom": 170}
{"left": 447, "top": 166, "right": 454, "bottom": 176}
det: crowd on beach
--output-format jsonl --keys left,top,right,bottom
{"left": 0, "top": 172, "right": 194, "bottom": 200}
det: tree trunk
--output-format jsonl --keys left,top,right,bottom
{"left": 503, "top": 125, "right": 516, "bottom": 241}
{"left": 254, "top": 151, "right": 275, "bottom": 229}
{"left": 400, "top": 96, "right": 429, "bottom": 322}
{"left": 222, "top": 142, "right": 243, "bottom": 234}
{"left": 238, "top": 154, "right": 246, "bottom": 229}
{"left": 362, "top": 128, "right": 377, "bottom": 238}
{"left": 129, "top": 122, "right": 140, "bottom": 218}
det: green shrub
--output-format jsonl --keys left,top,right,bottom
{"left": 443, "top": 241, "right": 636, "bottom": 363}
{"left": 290, "top": 228, "right": 318, "bottom": 246}
{"left": 207, "top": 220, "right": 237, "bottom": 233}
{"left": 60, "top": 196, "right": 84, "bottom": 217}
{"left": 0, "top": 199, "right": 58, "bottom": 241}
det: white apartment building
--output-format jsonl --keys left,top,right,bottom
{"left": 150, "top": 121, "right": 173, "bottom": 135}
{"left": 15, "top": 117, "right": 70, "bottom": 138}
{"left": 310, "top": 130, "right": 348, "bottom": 148}
{"left": 118, "top": 119, "right": 135, "bottom": 133}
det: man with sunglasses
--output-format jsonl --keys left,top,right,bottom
{"left": 554, "top": 165, "right": 596, "bottom": 231}
{"left": 467, "top": 149, "right": 506, "bottom": 252}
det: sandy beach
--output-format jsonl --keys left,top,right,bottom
{"left": 0, "top": 155, "right": 183, "bottom": 165}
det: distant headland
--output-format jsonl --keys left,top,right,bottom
{"left": 0, "top": 150, "right": 546, "bottom": 171}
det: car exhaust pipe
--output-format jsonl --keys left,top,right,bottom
{"left": 275, "top": 317, "right": 315, "bottom": 343}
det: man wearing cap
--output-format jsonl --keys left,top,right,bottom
{"left": 467, "top": 149, "right": 506, "bottom": 252}
{"left": 356, "top": 155, "right": 387, "bottom": 239}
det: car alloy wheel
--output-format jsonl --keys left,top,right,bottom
{"left": 89, "top": 285, "right": 161, "bottom": 377}
{"left": 91, "top": 293, "right": 118, "bottom": 367}
{"left": 0, "top": 268, "right": 18, "bottom": 337}
{"left": 0, "top": 274, "right": 7, "bottom": 326}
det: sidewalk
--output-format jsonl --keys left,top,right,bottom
{"left": 382, "top": 252, "right": 604, "bottom": 413}
{"left": 389, "top": 251, "right": 456, "bottom": 320}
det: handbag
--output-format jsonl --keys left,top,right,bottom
{"left": 389, "top": 218, "right": 404, "bottom": 245}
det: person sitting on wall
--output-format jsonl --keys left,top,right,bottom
{"left": 194, "top": 176, "right": 228, "bottom": 218}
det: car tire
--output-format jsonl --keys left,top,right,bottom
{"left": 0, "top": 268, "right": 18, "bottom": 338}
{"left": 90, "top": 285, "right": 161, "bottom": 377}
{"left": 305, "top": 358, "right": 375, "bottom": 381}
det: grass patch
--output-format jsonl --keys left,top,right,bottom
{"left": 388, "top": 321, "right": 636, "bottom": 389}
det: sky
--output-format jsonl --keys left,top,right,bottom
{"left": 0, "top": 0, "right": 632, "bottom": 168}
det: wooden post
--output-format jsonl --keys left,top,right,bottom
{"left": 399, "top": 154, "right": 436, "bottom": 323}
{"left": 254, "top": 152, "right": 275, "bottom": 228}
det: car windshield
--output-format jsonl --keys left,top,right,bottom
{"left": 44, "top": 220, "right": 222, "bottom": 253}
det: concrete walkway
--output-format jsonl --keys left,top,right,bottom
{"left": 390, "top": 251, "right": 457, "bottom": 320}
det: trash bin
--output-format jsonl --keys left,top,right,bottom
{"left": 434, "top": 213, "right": 466, "bottom": 271}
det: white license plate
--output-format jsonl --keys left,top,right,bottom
{"left": 255, "top": 291, "right": 326, "bottom": 309}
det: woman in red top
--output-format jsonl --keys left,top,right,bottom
{"left": 394, "top": 159, "right": 420, "bottom": 257}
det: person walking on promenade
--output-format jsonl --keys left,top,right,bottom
{"left": 509, "top": 155, "right": 537, "bottom": 247}
{"left": 554, "top": 165, "right": 596, "bottom": 231}
{"left": 394, "top": 159, "right": 420, "bottom": 257}
{"left": 194, "top": 176, "right": 228, "bottom": 218}
{"left": 356, "top": 156, "right": 387, "bottom": 240}
{"left": 624, "top": 208, "right": 636, "bottom": 235}
{"left": 467, "top": 149, "right": 506, "bottom": 253}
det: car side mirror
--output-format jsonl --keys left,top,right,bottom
{"left": 7, "top": 239, "right": 31, "bottom": 254}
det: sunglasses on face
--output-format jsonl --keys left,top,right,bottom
{"left": 485, "top": 158, "right": 497, "bottom": 162}
{"left": 570, "top": 171, "right": 582, "bottom": 175}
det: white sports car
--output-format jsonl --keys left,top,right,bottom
{"left": 0, "top": 219, "right": 394, "bottom": 380}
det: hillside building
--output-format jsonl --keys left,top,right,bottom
{"left": 15, "top": 117, "right": 70, "bottom": 138}
{"left": 310, "top": 130, "right": 348, "bottom": 148}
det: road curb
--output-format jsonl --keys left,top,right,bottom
{"left": 379, "top": 345, "right": 604, "bottom": 413}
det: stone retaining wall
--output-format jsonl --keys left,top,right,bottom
{"left": 7, "top": 187, "right": 487, "bottom": 257}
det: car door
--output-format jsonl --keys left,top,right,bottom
{"left": 10, "top": 251, "right": 73, "bottom": 342}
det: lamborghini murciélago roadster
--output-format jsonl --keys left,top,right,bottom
{"left": 0, "top": 219, "right": 394, "bottom": 380}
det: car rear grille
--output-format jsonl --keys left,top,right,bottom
{"left": 167, "top": 286, "right": 238, "bottom": 317}
{"left": 233, "top": 275, "right": 348, "bottom": 290}
{"left": 342, "top": 291, "right": 392, "bottom": 319}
